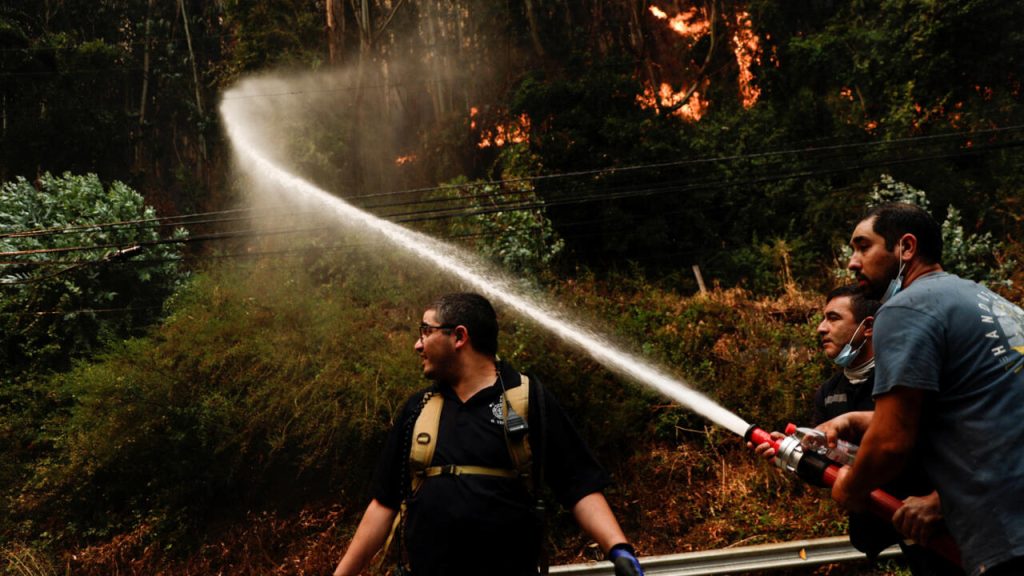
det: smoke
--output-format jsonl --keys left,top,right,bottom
{"left": 218, "top": 69, "right": 751, "bottom": 437}
{"left": 218, "top": 67, "right": 419, "bottom": 203}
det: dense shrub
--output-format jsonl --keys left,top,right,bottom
{"left": 0, "top": 172, "right": 187, "bottom": 377}
{"left": 6, "top": 240, "right": 848, "bottom": 570}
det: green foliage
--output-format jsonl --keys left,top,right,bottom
{"left": 216, "top": 0, "right": 325, "bottom": 80}
{"left": 868, "top": 174, "right": 1014, "bottom": 286}
{"left": 543, "top": 273, "right": 826, "bottom": 438}
{"left": 4, "top": 231, "right": 837, "bottom": 562}
{"left": 0, "top": 173, "right": 187, "bottom": 376}
{"left": 430, "top": 146, "right": 564, "bottom": 275}
{"left": 10, "top": 257, "right": 426, "bottom": 546}
{"left": 1, "top": 541, "right": 58, "bottom": 576}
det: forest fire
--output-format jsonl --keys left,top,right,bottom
{"left": 472, "top": 107, "right": 531, "bottom": 148}
{"left": 732, "top": 11, "right": 762, "bottom": 108}
{"left": 642, "top": 4, "right": 763, "bottom": 119}
{"left": 648, "top": 5, "right": 709, "bottom": 37}
{"left": 636, "top": 83, "right": 707, "bottom": 121}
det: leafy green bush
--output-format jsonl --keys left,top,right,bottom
{"left": 424, "top": 145, "right": 564, "bottom": 276}
{"left": 0, "top": 172, "right": 187, "bottom": 376}
{"left": 12, "top": 253, "right": 440, "bottom": 545}
{"left": 832, "top": 174, "right": 1015, "bottom": 288}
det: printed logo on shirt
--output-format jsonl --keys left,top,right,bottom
{"left": 489, "top": 400, "right": 506, "bottom": 425}
{"left": 977, "top": 289, "right": 1024, "bottom": 372}
{"left": 823, "top": 392, "right": 848, "bottom": 406}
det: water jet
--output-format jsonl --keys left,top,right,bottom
{"left": 219, "top": 75, "right": 749, "bottom": 437}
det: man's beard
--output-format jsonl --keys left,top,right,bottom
{"left": 859, "top": 258, "right": 901, "bottom": 301}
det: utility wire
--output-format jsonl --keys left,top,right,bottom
{"left": 3, "top": 122, "right": 1016, "bottom": 243}
{"left": 349, "top": 123, "right": 1024, "bottom": 204}
{"left": 0, "top": 225, "right": 331, "bottom": 259}
{"left": 0, "top": 133, "right": 1011, "bottom": 286}
{"left": 0, "top": 207, "right": 260, "bottom": 240}
{"left": 0, "top": 135, "right": 1017, "bottom": 277}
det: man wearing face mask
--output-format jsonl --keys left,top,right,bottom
{"left": 827, "top": 202, "right": 1024, "bottom": 576}
{"left": 813, "top": 285, "right": 879, "bottom": 424}
{"left": 752, "top": 286, "right": 959, "bottom": 575}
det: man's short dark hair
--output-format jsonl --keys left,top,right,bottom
{"left": 826, "top": 285, "right": 881, "bottom": 323}
{"left": 863, "top": 202, "right": 943, "bottom": 265}
{"left": 431, "top": 292, "right": 499, "bottom": 356}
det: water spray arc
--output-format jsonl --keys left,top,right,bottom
{"left": 221, "top": 82, "right": 965, "bottom": 568}
{"left": 219, "top": 85, "right": 749, "bottom": 437}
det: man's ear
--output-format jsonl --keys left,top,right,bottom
{"left": 453, "top": 325, "right": 467, "bottom": 344}
{"left": 863, "top": 316, "right": 874, "bottom": 338}
{"left": 899, "top": 233, "right": 917, "bottom": 261}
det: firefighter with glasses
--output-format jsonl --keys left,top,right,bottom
{"left": 334, "top": 293, "right": 643, "bottom": 576}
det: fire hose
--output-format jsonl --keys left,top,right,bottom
{"left": 744, "top": 423, "right": 962, "bottom": 567}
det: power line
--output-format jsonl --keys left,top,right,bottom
{"left": 1, "top": 124, "right": 1018, "bottom": 276}
{"left": 349, "top": 123, "right": 1024, "bottom": 205}
{"left": 0, "top": 225, "right": 332, "bottom": 260}
{"left": 4, "top": 121, "right": 1015, "bottom": 243}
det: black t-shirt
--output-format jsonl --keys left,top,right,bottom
{"left": 372, "top": 362, "right": 611, "bottom": 576}
{"left": 812, "top": 370, "right": 875, "bottom": 426}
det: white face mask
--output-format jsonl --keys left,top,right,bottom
{"left": 832, "top": 318, "right": 868, "bottom": 368}
{"left": 880, "top": 244, "right": 906, "bottom": 303}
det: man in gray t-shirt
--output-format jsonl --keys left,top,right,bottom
{"left": 827, "top": 202, "right": 1024, "bottom": 576}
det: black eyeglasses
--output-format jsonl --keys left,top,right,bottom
{"left": 418, "top": 322, "right": 456, "bottom": 340}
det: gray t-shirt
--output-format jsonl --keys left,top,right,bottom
{"left": 873, "top": 272, "right": 1024, "bottom": 575}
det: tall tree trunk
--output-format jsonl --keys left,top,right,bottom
{"left": 326, "top": 0, "right": 345, "bottom": 65}
{"left": 178, "top": 0, "right": 206, "bottom": 162}
{"left": 136, "top": 0, "right": 155, "bottom": 169}
{"left": 423, "top": 0, "right": 446, "bottom": 118}
{"left": 523, "top": 0, "right": 546, "bottom": 58}
{"left": 139, "top": 0, "right": 154, "bottom": 128}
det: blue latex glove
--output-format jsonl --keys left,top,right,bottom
{"left": 608, "top": 543, "right": 644, "bottom": 576}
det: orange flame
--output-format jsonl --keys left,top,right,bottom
{"left": 477, "top": 113, "right": 531, "bottom": 149}
{"left": 395, "top": 154, "right": 417, "bottom": 166}
{"left": 732, "top": 11, "right": 761, "bottom": 108}
{"left": 647, "top": 4, "right": 763, "bottom": 113}
{"left": 910, "top": 101, "right": 966, "bottom": 130}
{"left": 636, "top": 83, "right": 707, "bottom": 122}
{"left": 649, "top": 5, "right": 709, "bottom": 38}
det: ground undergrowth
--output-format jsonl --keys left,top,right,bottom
{"left": 3, "top": 255, "right": 952, "bottom": 576}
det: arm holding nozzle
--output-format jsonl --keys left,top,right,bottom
{"left": 815, "top": 410, "right": 874, "bottom": 446}
{"left": 893, "top": 490, "right": 946, "bottom": 546}
{"left": 746, "top": 430, "right": 785, "bottom": 459}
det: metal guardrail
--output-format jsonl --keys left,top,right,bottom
{"left": 550, "top": 536, "right": 901, "bottom": 575}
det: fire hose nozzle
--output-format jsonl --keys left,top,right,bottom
{"left": 743, "top": 421, "right": 962, "bottom": 567}
{"left": 744, "top": 424, "right": 806, "bottom": 476}
{"left": 744, "top": 424, "right": 775, "bottom": 448}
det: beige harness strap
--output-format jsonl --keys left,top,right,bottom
{"left": 390, "top": 375, "right": 536, "bottom": 572}
{"left": 422, "top": 464, "right": 518, "bottom": 478}
{"left": 409, "top": 393, "right": 443, "bottom": 495}
{"left": 504, "top": 375, "right": 533, "bottom": 487}
{"left": 408, "top": 375, "right": 533, "bottom": 494}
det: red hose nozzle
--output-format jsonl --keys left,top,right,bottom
{"left": 744, "top": 424, "right": 779, "bottom": 451}
{"left": 743, "top": 422, "right": 962, "bottom": 567}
